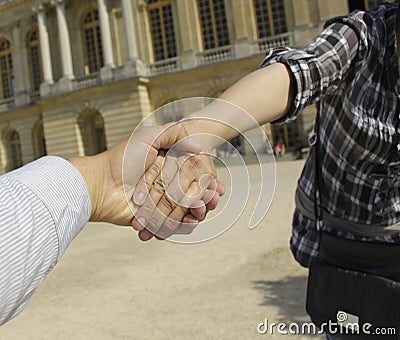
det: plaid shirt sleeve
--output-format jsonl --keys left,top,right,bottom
{"left": 260, "top": 15, "right": 367, "bottom": 124}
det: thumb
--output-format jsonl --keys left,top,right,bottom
{"left": 152, "top": 123, "right": 201, "bottom": 153}
{"left": 174, "top": 136, "right": 201, "bottom": 154}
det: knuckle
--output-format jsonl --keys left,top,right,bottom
{"left": 152, "top": 177, "right": 166, "bottom": 193}
{"left": 159, "top": 194, "right": 177, "bottom": 212}
{"left": 137, "top": 204, "right": 154, "bottom": 220}
{"left": 162, "top": 218, "right": 179, "bottom": 232}
{"left": 147, "top": 215, "right": 162, "bottom": 233}
{"left": 159, "top": 219, "right": 180, "bottom": 238}
{"left": 174, "top": 205, "right": 190, "bottom": 222}
{"left": 145, "top": 164, "right": 161, "bottom": 186}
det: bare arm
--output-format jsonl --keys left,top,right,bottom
{"left": 182, "top": 62, "right": 295, "bottom": 146}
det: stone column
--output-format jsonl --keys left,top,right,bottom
{"left": 35, "top": 5, "right": 54, "bottom": 85}
{"left": 121, "top": 0, "right": 138, "bottom": 61}
{"left": 11, "top": 23, "right": 29, "bottom": 106}
{"left": 120, "top": 0, "right": 145, "bottom": 76}
{"left": 55, "top": 0, "right": 74, "bottom": 79}
{"left": 230, "top": 0, "right": 254, "bottom": 58}
{"left": 97, "top": 0, "right": 115, "bottom": 68}
{"left": 175, "top": 0, "right": 202, "bottom": 69}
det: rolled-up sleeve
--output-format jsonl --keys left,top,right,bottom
{"left": 0, "top": 156, "right": 91, "bottom": 325}
{"left": 261, "top": 12, "right": 367, "bottom": 124}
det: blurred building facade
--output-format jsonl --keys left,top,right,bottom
{"left": 0, "top": 0, "right": 387, "bottom": 171}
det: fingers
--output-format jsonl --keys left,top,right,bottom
{"left": 138, "top": 229, "right": 154, "bottom": 241}
{"left": 149, "top": 180, "right": 203, "bottom": 239}
{"left": 189, "top": 178, "right": 223, "bottom": 219}
{"left": 204, "top": 190, "right": 220, "bottom": 211}
{"left": 133, "top": 153, "right": 164, "bottom": 207}
{"left": 189, "top": 200, "right": 206, "bottom": 221}
{"left": 215, "top": 179, "right": 226, "bottom": 197}
{"left": 131, "top": 141, "right": 223, "bottom": 240}
{"left": 132, "top": 154, "right": 165, "bottom": 232}
{"left": 134, "top": 153, "right": 203, "bottom": 234}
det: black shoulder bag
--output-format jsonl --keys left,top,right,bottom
{"left": 305, "top": 106, "right": 400, "bottom": 339}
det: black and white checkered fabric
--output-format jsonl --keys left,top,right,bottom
{"left": 261, "top": 2, "right": 400, "bottom": 267}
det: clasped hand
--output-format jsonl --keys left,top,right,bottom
{"left": 85, "top": 122, "right": 224, "bottom": 240}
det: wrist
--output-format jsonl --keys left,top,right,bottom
{"left": 69, "top": 153, "right": 108, "bottom": 222}
{"left": 179, "top": 116, "right": 232, "bottom": 151}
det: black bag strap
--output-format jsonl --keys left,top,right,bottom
{"left": 311, "top": 103, "right": 323, "bottom": 231}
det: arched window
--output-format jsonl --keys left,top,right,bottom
{"left": 253, "top": 0, "right": 287, "bottom": 38}
{"left": 78, "top": 110, "right": 107, "bottom": 156}
{"left": 94, "top": 114, "right": 106, "bottom": 153}
{"left": 27, "top": 27, "right": 43, "bottom": 92}
{"left": 147, "top": 0, "right": 177, "bottom": 61}
{"left": 32, "top": 121, "right": 47, "bottom": 158}
{"left": 9, "top": 130, "right": 22, "bottom": 170}
{"left": 0, "top": 38, "right": 14, "bottom": 99}
{"left": 83, "top": 9, "right": 104, "bottom": 74}
{"left": 197, "top": 0, "right": 230, "bottom": 50}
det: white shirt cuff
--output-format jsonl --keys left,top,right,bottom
{"left": 5, "top": 156, "right": 92, "bottom": 259}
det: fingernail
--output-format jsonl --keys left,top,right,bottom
{"left": 134, "top": 192, "right": 145, "bottom": 205}
{"left": 184, "top": 137, "right": 201, "bottom": 153}
{"left": 138, "top": 217, "right": 146, "bottom": 227}
{"left": 187, "top": 136, "right": 201, "bottom": 148}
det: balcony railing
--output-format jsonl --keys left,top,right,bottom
{"left": 0, "top": 97, "right": 15, "bottom": 112}
{"left": 197, "top": 46, "right": 235, "bottom": 65}
{"left": 252, "top": 32, "right": 294, "bottom": 53}
{"left": 72, "top": 73, "right": 101, "bottom": 91}
{"left": 148, "top": 57, "right": 182, "bottom": 76}
{"left": 0, "top": 0, "right": 13, "bottom": 6}
{"left": 0, "top": 31, "right": 297, "bottom": 104}
{"left": 30, "top": 91, "right": 40, "bottom": 103}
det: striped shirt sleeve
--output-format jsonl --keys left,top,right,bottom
{"left": 0, "top": 156, "right": 91, "bottom": 325}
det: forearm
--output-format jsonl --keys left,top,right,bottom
{"left": 0, "top": 157, "right": 91, "bottom": 325}
{"left": 182, "top": 62, "right": 294, "bottom": 148}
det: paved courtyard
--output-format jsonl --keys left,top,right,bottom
{"left": 0, "top": 159, "right": 324, "bottom": 339}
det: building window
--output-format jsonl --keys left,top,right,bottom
{"left": 83, "top": 9, "right": 104, "bottom": 74}
{"left": 147, "top": 0, "right": 177, "bottom": 61}
{"left": 9, "top": 130, "right": 22, "bottom": 170}
{"left": 32, "top": 121, "right": 47, "bottom": 158}
{"left": 197, "top": 0, "right": 230, "bottom": 50}
{"left": 27, "top": 27, "right": 43, "bottom": 92}
{"left": 94, "top": 114, "right": 106, "bottom": 153}
{"left": 0, "top": 38, "right": 14, "bottom": 99}
{"left": 78, "top": 110, "right": 107, "bottom": 156}
{"left": 253, "top": 0, "right": 287, "bottom": 38}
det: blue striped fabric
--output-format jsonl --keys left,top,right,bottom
{"left": 0, "top": 156, "right": 91, "bottom": 325}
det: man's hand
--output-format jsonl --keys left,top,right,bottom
{"left": 131, "top": 141, "right": 225, "bottom": 240}
{"left": 69, "top": 123, "right": 224, "bottom": 230}
{"left": 70, "top": 124, "right": 201, "bottom": 225}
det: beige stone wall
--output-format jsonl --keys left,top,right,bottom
{"left": 0, "top": 0, "right": 360, "bottom": 173}
{"left": 0, "top": 105, "right": 41, "bottom": 172}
